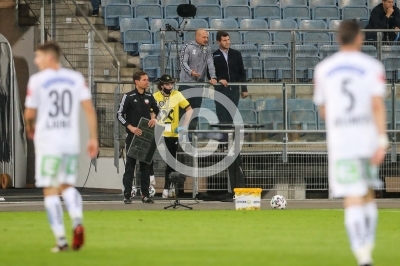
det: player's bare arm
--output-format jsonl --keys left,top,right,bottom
{"left": 318, "top": 106, "right": 325, "bottom": 120}
{"left": 81, "top": 99, "right": 99, "bottom": 159}
{"left": 182, "top": 106, "right": 193, "bottom": 128}
{"left": 24, "top": 108, "right": 37, "bottom": 140}
{"left": 371, "top": 96, "right": 388, "bottom": 165}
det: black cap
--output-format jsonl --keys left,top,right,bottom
{"left": 158, "top": 74, "right": 174, "bottom": 84}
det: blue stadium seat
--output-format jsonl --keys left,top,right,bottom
{"left": 381, "top": 45, "right": 400, "bottom": 60}
{"left": 260, "top": 44, "right": 289, "bottom": 58}
{"left": 195, "top": 5, "right": 222, "bottom": 24}
{"left": 263, "top": 56, "right": 292, "bottom": 80}
{"left": 191, "top": 0, "right": 219, "bottom": 4}
{"left": 135, "top": 4, "right": 163, "bottom": 20}
{"left": 258, "top": 110, "right": 284, "bottom": 130}
{"left": 342, "top": 7, "right": 369, "bottom": 20}
{"left": 210, "top": 19, "right": 241, "bottom": 43}
{"left": 283, "top": 6, "right": 311, "bottom": 22}
{"left": 120, "top": 18, "right": 148, "bottom": 43}
{"left": 241, "top": 19, "right": 270, "bottom": 45}
{"left": 240, "top": 18, "right": 268, "bottom": 29}
{"left": 139, "top": 44, "right": 161, "bottom": 66}
{"left": 288, "top": 99, "right": 315, "bottom": 111}
{"left": 255, "top": 98, "right": 283, "bottom": 111}
{"left": 280, "top": 0, "right": 307, "bottom": 8}
{"left": 289, "top": 109, "right": 318, "bottom": 130}
{"left": 250, "top": 0, "right": 279, "bottom": 7}
{"left": 198, "top": 108, "right": 219, "bottom": 130}
{"left": 338, "top": 0, "right": 367, "bottom": 8}
{"left": 296, "top": 56, "right": 320, "bottom": 81}
{"left": 142, "top": 55, "right": 163, "bottom": 80}
{"left": 231, "top": 44, "right": 258, "bottom": 56}
{"left": 310, "top": 0, "right": 340, "bottom": 23}
{"left": 201, "top": 98, "right": 216, "bottom": 111}
{"left": 131, "top": 0, "right": 159, "bottom": 5}
{"left": 269, "top": 19, "right": 300, "bottom": 45}
{"left": 253, "top": 5, "right": 281, "bottom": 24}
{"left": 238, "top": 99, "right": 255, "bottom": 110}
{"left": 102, "top": 0, "right": 130, "bottom": 7}
{"left": 319, "top": 45, "right": 339, "bottom": 59}
{"left": 104, "top": 4, "right": 133, "bottom": 27}
{"left": 235, "top": 109, "right": 258, "bottom": 125}
{"left": 150, "top": 19, "right": 179, "bottom": 43}
{"left": 242, "top": 56, "right": 263, "bottom": 79}
{"left": 124, "top": 29, "right": 152, "bottom": 52}
{"left": 309, "top": 0, "right": 336, "bottom": 9}
{"left": 295, "top": 45, "right": 318, "bottom": 57}
{"left": 300, "top": 20, "right": 330, "bottom": 46}
{"left": 361, "top": 45, "right": 377, "bottom": 58}
{"left": 383, "top": 57, "right": 400, "bottom": 83}
{"left": 224, "top": 6, "right": 252, "bottom": 22}
{"left": 220, "top": 0, "right": 249, "bottom": 7}
{"left": 162, "top": 0, "right": 189, "bottom": 20}
{"left": 368, "top": 0, "right": 381, "bottom": 9}
{"left": 329, "top": 20, "right": 342, "bottom": 30}
{"left": 184, "top": 19, "right": 209, "bottom": 41}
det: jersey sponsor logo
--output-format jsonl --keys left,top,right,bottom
{"left": 158, "top": 101, "right": 165, "bottom": 107}
{"left": 144, "top": 99, "right": 149, "bottom": 104}
{"left": 192, "top": 49, "right": 196, "bottom": 55}
{"left": 327, "top": 65, "right": 365, "bottom": 76}
{"left": 43, "top": 77, "right": 75, "bottom": 89}
{"left": 334, "top": 115, "right": 372, "bottom": 126}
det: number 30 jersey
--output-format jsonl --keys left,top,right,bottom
{"left": 313, "top": 51, "right": 386, "bottom": 160}
{"left": 25, "top": 68, "right": 92, "bottom": 153}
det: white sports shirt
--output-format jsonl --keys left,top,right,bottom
{"left": 25, "top": 68, "right": 91, "bottom": 153}
{"left": 314, "top": 51, "right": 386, "bottom": 160}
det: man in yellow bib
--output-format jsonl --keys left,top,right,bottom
{"left": 152, "top": 74, "right": 193, "bottom": 198}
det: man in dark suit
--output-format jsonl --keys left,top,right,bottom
{"left": 366, "top": 0, "right": 400, "bottom": 41}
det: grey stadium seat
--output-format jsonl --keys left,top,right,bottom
{"left": 238, "top": 99, "right": 255, "bottom": 110}
{"left": 309, "top": 0, "right": 336, "bottom": 8}
{"left": 254, "top": 5, "right": 281, "bottom": 23}
{"left": 139, "top": 44, "right": 161, "bottom": 65}
{"left": 104, "top": 4, "right": 133, "bottom": 27}
{"left": 250, "top": 0, "right": 279, "bottom": 7}
{"left": 221, "top": 0, "right": 249, "bottom": 7}
{"left": 242, "top": 56, "right": 263, "bottom": 79}
{"left": 319, "top": 45, "right": 339, "bottom": 59}
{"left": 210, "top": 19, "right": 241, "bottom": 43}
{"left": 124, "top": 29, "right": 152, "bottom": 52}
{"left": 201, "top": 99, "right": 216, "bottom": 111}
{"left": 120, "top": 18, "right": 149, "bottom": 43}
{"left": 195, "top": 5, "right": 222, "bottom": 24}
{"left": 311, "top": 0, "right": 340, "bottom": 23}
{"left": 162, "top": 0, "right": 189, "bottom": 20}
{"left": 131, "top": 0, "right": 159, "bottom": 6}
{"left": 329, "top": 20, "right": 342, "bottom": 30}
{"left": 258, "top": 110, "right": 284, "bottom": 130}
{"left": 198, "top": 108, "right": 219, "bottom": 130}
{"left": 342, "top": 7, "right": 369, "bottom": 20}
{"left": 300, "top": 19, "right": 327, "bottom": 30}
{"left": 241, "top": 19, "right": 270, "bottom": 45}
{"left": 263, "top": 56, "right": 292, "bottom": 80}
{"left": 295, "top": 45, "right": 318, "bottom": 57}
{"left": 240, "top": 19, "right": 268, "bottom": 29}
{"left": 260, "top": 45, "right": 289, "bottom": 58}
{"left": 288, "top": 99, "right": 315, "bottom": 111}
{"left": 142, "top": 55, "right": 163, "bottom": 80}
{"left": 296, "top": 56, "right": 320, "bottom": 81}
{"left": 381, "top": 45, "right": 400, "bottom": 60}
{"left": 289, "top": 109, "right": 318, "bottom": 130}
{"left": 280, "top": 0, "right": 307, "bottom": 8}
{"left": 383, "top": 57, "right": 400, "bottom": 82}
{"left": 161, "top": 0, "right": 188, "bottom": 7}
{"left": 102, "top": 0, "right": 130, "bottom": 8}
{"left": 269, "top": 19, "right": 300, "bottom": 45}
{"left": 283, "top": 6, "right": 311, "bottom": 22}
{"left": 224, "top": 5, "right": 252, "bottom": 22}
{"left": 255, "top": 98, "right": 283, "bottom": 111}
{"left": 234, "top": 109, "right": 258, "bottom": 125}
{"left": 300, "top": 20, "right": 330, "bottom": 45}
{"left": 231, "top": 44, "right": 259, "bottom": 57}
{"left": 191, "top": 0, "right": 219, "bottom": 5}
{"left": 150, "top": 19, "right": 179, "bottom": 43}
{"left": 361, "top": 45, "right": 377, "bottom": 58}
{"left": 184, "top": 19, "right": 209, "bottom": 41}
{"left": 368, "top": 0, "right": 381, "bottom": 9}
{"left": 339, "top": 0, "right": 367, "bottom": 8}
{"left": 135, "top": 4, "right": 162, "bottom": 20}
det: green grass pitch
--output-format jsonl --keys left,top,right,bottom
{"left": 0, "top": 209, "right": 399, "bottom": 266}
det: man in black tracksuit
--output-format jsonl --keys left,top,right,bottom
{"left": 117, "top": 71, "right": 159, "bottom": 204}
{"left": 366, "top": 0, "right": 400, "bottom": 41}
{"left": 213, "top": 31, "right": 247, "bottom": 201}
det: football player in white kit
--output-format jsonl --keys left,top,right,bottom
{"left": 314, "top": 21, "right": 388, "bottom": 266}
{"left": 24, "top": 42, "right": 99, "bottom": 252}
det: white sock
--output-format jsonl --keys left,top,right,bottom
{"left": 44, "top": 195, "right": 67, "bottom": 247}
{"left": 150, "top": 175, "right": 155, "bottom": 183}
{"left": 345, "top": 205, "right": 371, "bottom": 265}
{"left": 62, "top": 187, "right": 83, "bottom": 229}
{"left": 364, "top": 201, "right": 378, "bottom": 246}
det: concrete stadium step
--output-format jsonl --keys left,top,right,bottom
{"left": 76, "top": 67, "right": 136, "bottom": 77}
{"left": 96, "top": 83, "right": 135, "bottom": 93}
{"left": 0, "top": 0, "right": 15, "bottom": 8}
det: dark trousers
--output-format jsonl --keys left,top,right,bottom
{"left": 215, "top": 85, "right": 240, "bottom": 142}
{"left": 91, "top": 0, "right": 100, "bottom": 10}
{"left": 123, "top": 134, "right": 150, "bottom": 197}
{"left": 228, "top": 153, "right": 246, "bottom": 192}
{"left": 178, "top": 85, "right": 203, "bottom": 131}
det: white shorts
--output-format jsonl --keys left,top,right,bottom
{"left": 35, "top": 151, "right": 79, "bottom": 188}
{"left": 329, "top": 158, "right": 382, "bottom": 198}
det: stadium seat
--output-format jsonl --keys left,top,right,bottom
{"left": 238, "top": 99, "right": 255, "bottom": 110}
{"left": 255, "top": 98, "right": 283, "bottom": 111}
{"left": 195, "top": 5, "right": 222, "bottom": 24}
{"left": 329, "top": 20, "right": 342, "bottom": 30}
{"left": 162, "top": 0, "right": 189, "bottom": 20}
{"left": 288, "top": 99, "right": 315, "bottom": 111}
{"left": 135, "top": 4, "right": 163, "bottom": 20}
{"left": 191, "top": 0, "right": 219, "bottom": 5}
{"left": 243, "top": 32, "right": 271, "bottom": 46}
{"left": 368, "top": 0, "right": 381, "bottom": 9}
{"left": 295, "top": 45, "right": 318, "bottom": 57}
{"left": 231, "top": 44, "right": 258, "bottom": 57}
{"left": 338, "top": 0, "right": 367, "bottom": 8}
{"left": 201, "top": 98, "right": 216, "bottom": 111}
{"left": 258, "top": 110, "right": 284, "bottom": 130}
{"left": 383, "top": 57, "right": 400, "bottom": 82}
{"left": 309, "top": 0, "right": 336, "bottom": 9}
{"left": 224, "top": 6, "right": 252, "bottom": 22}
{"left": 280, "top": 0, "right": 307, "bottom": 8}
{"left": 250, "top": 0, "right": 279, "bottom": 7}
{"left": 210, "top": 19, "right": 241, "bottom": 43}
{"left": 142, "top": 55, "right": 163, "bottom": 80}
{"left": 289, "top": 109, "right": 318, "bottom": 130}
{"left": 381, "top": 45, "right": 400, "bottom": 60}
{"left": 361, "top": 45, "right": 377, "bottom": 58}
{"left": 102, "top": 0, "right": 130, "bottom": 7}
{"left": 253, "top": 5, "right": 281, "bottom": 24}
{"left": 120, "top": 18, "right": 148, "bottom": 44}
{"left": 104, "top": 4, "right": 133, "bottom": 27}
{"left": 150, "top": 19, "right": 179, "bottom": 43}
{"left": 131, "top": 0, "right": 159, "bottom": 5}
{"left": 124, "top": 29, "right": 152, "bottom": 52}
{"left": 198, "top": 108, "right": 219, "bottom": 130}
{"left": 234, "top": 109, "right": 258, "bottom": 125}
{"left": 300, "top": 20, "right": 330, "bottom": 46}
{"left": 269, "top": 19, "right": 300, "bottom": 45}
{"left": 342, "top": 7, "right": 369, "bottom": 20}
{"left": 319, "top": 45, "right": 339, "bottom": 59}
{"left": 242, "top": 56, "right": 263, "bottom": 79}
{"left": 220, "top": 0, "right": 249, "bottom": 7}
{"left": 283, "top": 6, "right": 311, "bottom": 22}
{"left": 310, "top": 0, "right": 340, "bottom": 22}
{"left": 296, "top": 56, "right": 320, "bottom": 81}
{"left": 139, "top": 44, "right": 161, "bottom": 66}
{"left": 263, "top": 56, "right": 292, "bottom": 80}
{"left": 184, "top": 19, "right": 209, "bottom": 41}
{"left": 260, "top": 45, "right": 289, "bottom": 58}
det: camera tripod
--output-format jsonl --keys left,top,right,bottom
{"left": 164, "top": 172, "right": 193, "bottom": 210}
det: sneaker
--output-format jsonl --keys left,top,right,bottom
{"left": 162, "top": 189, "right": 169, "bottom": 198}
{"left": 142, "top": 196, "right": 154, "bottom": 204}
{"left": 51, "top": 244, "right": 69, "bottom": 253}
{"left": 72, "top": 225, "right": 85, "bottom": 251}
{"left": 124, "top": 197, "right": 132, "bottom": 204}
{"left": 150, "top": 175, "right": 156, "bottom": 186}
{"left": 91, "top": 10, "right": 99, "bottom": 16}
{"left": 124, "top": 192, "right": 132, "bottom": 204}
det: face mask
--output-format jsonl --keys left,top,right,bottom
{"left": 163, "top": 88, "right": 172, "bottom": 95}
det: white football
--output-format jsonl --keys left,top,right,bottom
{"left": 149, "top": 185, "right": 156, "bottom": 197}
{"left": 270, "top": 195, "right": 287, "bottom": 209}
{"left": 122, "top": 186, "right": 137, "bottom": 199}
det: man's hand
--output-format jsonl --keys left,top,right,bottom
{"left": 371, "top": 147, "right": 386, "bottom": 165}
{"left": 387, "top": 7, "right": 394, "bottom": 17}
{"left": 191, "top": 70, "right": 201, "bottom": 78}
{"left": 148, "top": 118, "right": 157, "bottom": 128}
{"left": 209, "top": 78, "right": 217, "bottom": 85}
{"left": 395, "top": 26, "right": 400, "bottom": 33}
{"left": 26, "top": 126, "right": 35, "bottom": 140}
{"left": 241, "top": 91, "right": 249, "bottom": 99}
{"left": 128, "top": 125, "right": 142, "bottom": 136}
{"left": 87, "top": 138, "right": 99, "bottom": 159}
{"left": 219, "top": 79, "right": 228, "bottom": 87}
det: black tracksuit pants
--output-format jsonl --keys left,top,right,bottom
{"left": 123, "top": 134, "right": 150, "bottom": 197}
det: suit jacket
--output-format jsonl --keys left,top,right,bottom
{"left": 212, "top": 48, "right": 247, "bottom": 92}
{"left": 366, "top": 3, "right": 400, "bottom": 41}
